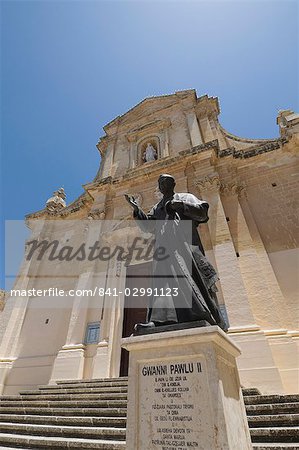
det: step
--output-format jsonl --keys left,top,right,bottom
{"left": 21, "top": 386, "right": 128, "bottom": 396}
{"left": 245, "top": 395, "right": 299, "bottom": 405}
{"left": 246, "top": 403, "right": 299, "bottom": 416}
{"left": 0, "top": 447, "right": 296, "bottom": 450}
{"left": 243, "top": 388, "right": 262, "bottom": 396}
{"left": 0, "top": 393, "right": 128, "bottom": 402}
{"left": 253, "top": 445, "right": 299, "bottom": 449}
{"left": 248, "top": 415, "right": 299, "bottom": 428}
{"left": 56, "top": 377, "right": 128, "bottom": 385}
{"left": 0, "top": 422, "right": 126, "bottom": 440}
{"left": 0, "top": 407, "right": 127, "bottom": 417}
{"left": 0, "top": 415, "right": 127, "bottom": 427}
{"left": 0, "top": 399, "right": 127, "bottom": 409}
{"left": 0, "top": 433, "right": 126, "bottom": 449}
{"left": 250, "top": 427, "right": 299, "bottom": 443}
{"left": 38, "top": 381, "right": 128, "bottom": 391}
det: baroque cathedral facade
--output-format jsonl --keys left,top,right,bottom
{"left": 0, "top": 89, "right": 298, "bottom": 396}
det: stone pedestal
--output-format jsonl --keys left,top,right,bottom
{"left": 122, "top": 326, "right": 252, "bottom": 450}
{"left": 92, "top": 340, "right": 109, "bottom": 378}
{"left": 49, "top": 344, "right": 85, "bottom": 383}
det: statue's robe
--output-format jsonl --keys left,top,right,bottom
{"left": 134, "top": 192, "right": 227, "bottom": 331}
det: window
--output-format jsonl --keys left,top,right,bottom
{"left": 84, "top": 322, "right": 100, "bottom": 344}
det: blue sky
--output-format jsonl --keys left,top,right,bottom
{"left": 1, "top": 0, "right": 298, "bottom": 285}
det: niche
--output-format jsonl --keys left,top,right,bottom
{"left": 137, "top": 136, "right": 160, "bottom": 166}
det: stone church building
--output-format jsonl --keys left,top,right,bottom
{"left": 0, "top": 89, "right": 298, "bottom": 396}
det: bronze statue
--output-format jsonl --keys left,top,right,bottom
{"left": 125, "top": 174, "right": 227, "bottom": 332}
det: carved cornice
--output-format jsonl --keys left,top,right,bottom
{"left": 58, "top": 194, "right": 92, "bottom": 217}
{"left": 216, "top": 137, "right": 289, "bottom": 159}
{"left": 85, "top": 176, "right": 113, "bottom": 191}
{"left": 179, "top": 139, "right": 219, "bottom": 157}
{"left": 96, "top": 137, "right": 109, "bottom": 156}
{"left": 87, "top": 141, "right": 220, "bottom": 189}
{"left": 26, "top": 193, "right": 92, "bottom": 220}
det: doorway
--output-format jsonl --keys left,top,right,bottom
{"left": 119, "top": 261, "right": 152, "bottom": 377}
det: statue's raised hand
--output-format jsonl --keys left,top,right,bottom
{"left": 125, "top": 194, "right": 139, "bottom": 212}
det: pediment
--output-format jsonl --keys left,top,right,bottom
{"left": 103, "top": 89, "right": 196, "bottom": 135}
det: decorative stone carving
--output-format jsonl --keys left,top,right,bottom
{"left": 277, "top": 110, "right": 299, "bottom": 137}
{"left": 83, "top": 209, "right": 106, "bottom": 233}
{"left": 126, "top": 119, "right": 171, "bottom": 168}
{"left": 216, "top": 138, "right": 288, "bottom": 159}
{"left": 45, "top": 188, "right": 66, "bottom": 212}
{"left": 196, "top": 177, "right": 247, "bottom": 199}
{"left": 220, "top": 182, "right": 247, "bottom": 198}
{"left": 88, "top": 209, "right": 106, "bottom": 220}
{"left": 196, "top": 175, "right": 221, "bottom": 192}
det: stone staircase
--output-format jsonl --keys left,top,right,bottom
{"left": 0, "top": 378, "right": 297, "bottom": 449}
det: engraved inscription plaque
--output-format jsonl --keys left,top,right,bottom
{"left": 138, "top": 357, "right": 214, "bottom": 450}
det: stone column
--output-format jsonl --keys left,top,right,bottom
{"left": 196, "top": 176, "right": 258, "bottom": 331}
{"left": 185, "top": 109, "right": 203, "bottom": 147}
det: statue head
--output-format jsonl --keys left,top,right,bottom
{"left": 158, "top": 174, "right": 175, "bottom": 195}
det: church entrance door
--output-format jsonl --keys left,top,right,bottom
{"left": 119, "top": 261, "right": 152, "bottom": 377}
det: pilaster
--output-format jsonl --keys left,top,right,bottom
{"left": 0, "top": 219, "right": 45, "bottom": 394}
{"left": 92, "top": 257, "right": 127, "bottom": 378}
{"left": 238, "top": 194, "right": 294, "bottom": 330}
{"left": 49, "top": 271, "right": 92, "bottom": 383}
{"left": 185, "top": 109, "right": 203, "bottom": 147}
{"left": 0, "top": 277, "right": 31, "bottom": 394}
{"left": 196, "top": 176, "right": 258, "bottom": 331}
{"left": 220, "top": 182, "right": 285, "bottom": 331}
{"left": 195, "top": 175, "right": 284, "bottom": 393}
